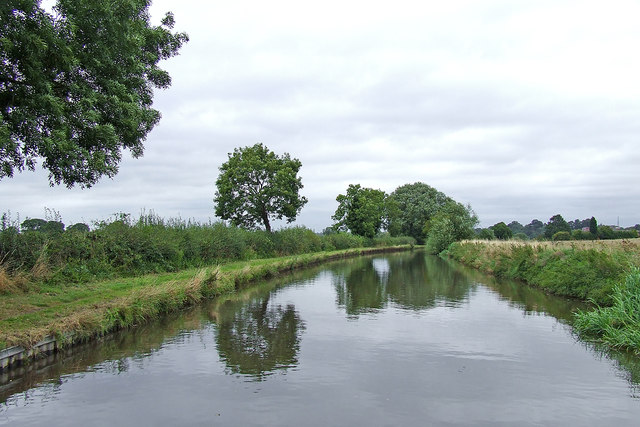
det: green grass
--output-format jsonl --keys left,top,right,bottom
{"left": 574, "top": 268, "right": 640, "bottom": 353}
{"left": 446, "top": 239, "right": 638, "bottom": 305}
{"left": 0, "top": 246, "right": 411, "bottom": 351}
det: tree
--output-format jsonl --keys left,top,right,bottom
{"left": 507, "top": 221, "right": 525, "bottom": 235}
{"left": 332, "top": 184, "right": 388, "bottom": 238}
{"left": 21, "top": 218, "right": 64, "bottom": 233}
{"left": 589, "top": 216, "right": 598, "bottom": 236}
{"left": 0, "top": 0, "right": 188, "bottom": 187}
{"left": 491, "top": 222, "right": 512, "bottom": 240}
{"left": 544, "top": 214, "right": 571, "bottom": 239}
{"left": 214, "top": 143, "right": 307, "bottom": 232}
{"left": 476, "top": 228, "right": 495, "bottom": 240}
{"left": 387, "top": 182, "right": 452, "bottom": 243}
{"left": 552, "top": 231, "right": 571, "bottom": 241}
{"left": 524, "top": 219, "right": 545, "bottom": 238}
{"left": 67, "top": 222, "right": 89, "bottom": 232}
{"left": 424, "top": 201, "right": 478, "bottom": 254}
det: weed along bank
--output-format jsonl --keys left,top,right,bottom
{"left": 0, "top": 246, "right": 412, "bottom": 372}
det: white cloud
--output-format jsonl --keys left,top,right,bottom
{"left": 2, "top": 0, "right": 639, "bottom": 231}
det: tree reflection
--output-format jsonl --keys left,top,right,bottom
{"left": 215, "top": 296, "right": 305, "bottom": 380}
{"left": 333, "top": 252, "right": 474, "bottom": 316}
{"left": 334, "top": 258, "right": 387, "bottom": 315}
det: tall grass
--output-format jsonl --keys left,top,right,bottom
{"left": 448, "top": 239, "right": 640, "bottom": 353}
{"left": 574, "top": 268, "right": 640, "bottom": 353}
{"left": 0, "top": 212, "right": 415, "bottom": 291}
{"left": 447, "top": 239, "right": 638, "bottom": 305}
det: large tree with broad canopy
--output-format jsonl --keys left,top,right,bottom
{"left": 214, "top": 143, "right": 307, "bottom": 232}
{"left": 0, "top": 0, "right": 188, "bottom": 187}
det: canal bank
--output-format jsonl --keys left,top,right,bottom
{"left": 0, "top": 246, "right": 413, "bottom": 371}
{"left": 446, "top": 239, "right": 640, "bottom": 353}
{"left": 4, "top": 251, "right": 640, "bottom": 426}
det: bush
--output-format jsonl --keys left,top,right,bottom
{"left": 552, "top": 231, "right": 572, "bottom": 241}
{"left": 476, "top": 228, "right": 496, "bottom": 240}
{"left": 0, "top": 208, "right": 419, "bottom": 290}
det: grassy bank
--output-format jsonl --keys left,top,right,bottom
{"left": 573, "top": 268, "right": 640, "bottom": 352}
{"left": 0, "top": 246, "right": 411, "bottom": 352}
{"left": 447, "top": 239, "right": 640, "bottom": 353}
{"left": 447, "top": 239, "right": 640, "bottom": 304}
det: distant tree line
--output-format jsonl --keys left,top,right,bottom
{"left": 476, "top": 214, "right": 639, "bottom": 241}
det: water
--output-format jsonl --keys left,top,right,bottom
{"left": 2, "top": 252, "right": 640, "bottom": 426}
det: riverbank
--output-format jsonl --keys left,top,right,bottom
{"left": 446, "top": 239, "right": 640, "bottom": 353}
{"left": 447, "top": 239, "right": 640, "bottom": 304}
{"left": 0, "top": 246, "right": 413, "bottom": 367}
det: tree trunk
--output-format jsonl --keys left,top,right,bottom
{"left": 262, "top": 210, "right": 271, "bottom": 232}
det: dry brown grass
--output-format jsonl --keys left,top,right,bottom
{"left": 460, "top": 238, "right": 640, "bottom": 267}
{"left": 463, "top": 238, "right": 640, "bottom": 252}
{"left": 0, "top": 265, "right": 30, "bottom": 294}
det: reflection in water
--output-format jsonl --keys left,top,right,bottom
{"left": 333, "top": 252, "right": 473, "bottom": 315}
{"left": 3, "top": 250, "right": 640, "bottom": 425}
{"left": 214, "top": 295, "right": 305, "bottom": 380}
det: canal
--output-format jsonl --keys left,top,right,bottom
{"left": 2, "top": 251, "right": 640, "bottom": 426}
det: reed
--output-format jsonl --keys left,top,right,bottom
{"left": 574, "top": 268, "right": 640, "bottom": 353}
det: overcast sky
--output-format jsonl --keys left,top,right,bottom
{"left": 3, "top": 0, "right": 640, "bottom": 230}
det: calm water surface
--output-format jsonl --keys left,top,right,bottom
{"left": 2, "top": 252, "right": 640, "bottom": 426}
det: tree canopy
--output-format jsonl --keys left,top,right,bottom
{"left": 214, "top": 143, "right": 307, "bottom": 232}
{"left": 491, "top": 221, "right": 512, "bottom": 240}
{"left": 387, "top": 182, "right": 452, "bottom": 243}
{"left": 0, "top": 0, "right": 188, "bottom": 187}
{"left": 544, "top": 214, "right": 571, "bottom": 239}
{"left": 332, "top": 184, "right": 388, "bottom": 238}
{"left": 423, "top": 201, "right": 477, "bottom": 254}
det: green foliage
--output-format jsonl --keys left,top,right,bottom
{"left": 332, "top": 184, "right": 387, "bottom": 238}
{"left": 0, "top": 0, "right": 188, "bottom": 187}
{"left": 597, "top": 227, "right": 639, "bottom": 240}
{"left": 21, "top": 218, "right": 48, "bottom": 232}
{"left": 270, "top": 227, "right": 322, "bottom": 256}
{"left": 68, "top": 223, "right": 90, "bottom": 233}
{"left": 572, "top": 229, "right": 595, "bottom": 240}
{"left": 524, "top": 219, "right": 545, "bottom": 239}
{"left": 598, "top": 226, "right": 615, "bottom": 239}
{"left": 424, "top": 201, "right": 478, "bottom": 254}
{"left": 589, "top": 216, "right": 598, "bottom": 235}
{"left": 321, "top": 232, "right": 366, "bottom": 251}
{"left": 387, "top": 182, "right": 452, "bottom": 243}
{"left": 0, "top": 211, "right": 414, "bottom": 288}
{"left": 476, "top": 228, "right": 496, "bottom": 240}
{"left": 507, "top": 221, "right": 525, "bottom": 235}
{"left": 544, "top": 214, "right": 571, "bottom": 239}
{"left": 447, "top": 241, "right": 629, "bottom": 305}
{"left": 574, "top": 268, "right": 640, "bottom": 353}
{"left": 214, "top": 143, "right": 307, "bottom": 232}
{"left": 552, "top": 231, "right": 572, "bottom": 241}
{"left": 490, "top": 222, "right": 512, "bottom": 240}
{"left": 513, "top": 232, "right": 529, "bottom": 241}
